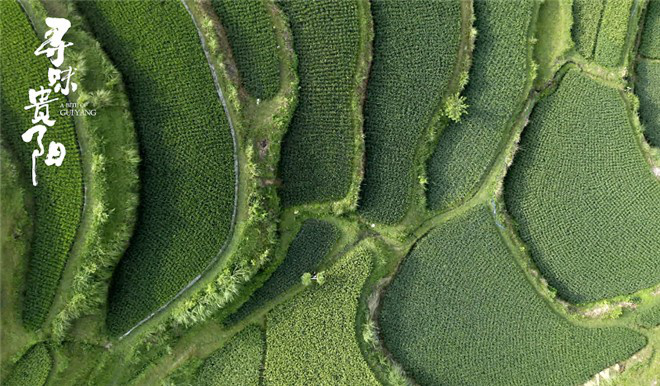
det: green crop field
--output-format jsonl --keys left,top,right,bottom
{"left": 640, "top": 0, "right": 660, "bottom": 58}
{"left": 638, "top": 305, "right": 660, "bottom": 328}
{"left": 380, "top": 206, "right": 646, "bottom": 385}
{"left": 211, "top": 0, "right": 280, "bottom": 100}
{"left": 572, "top": 0, "right": 604, "bottom": 58}
{"left": 229, "top": 219, "right": 340, "bottom": 322}
{"left": 264, "top": 244, "right": 378, "bottom": 385}
{"left": 2, "top": 0, "right": 659, "bottom": 384}
{"left": 0, "top": 0, "right": 83, "bottom": 330}
{"left": 636, "top": 59, "right": 660, "bottom": 147}
{"left": 593, "top": 0, "right": 634, "bottom": 67}
{"left": 505, "top": 69, "right": 660, "bottom": 303}
{"left": 277, "top": 0, "right": 364, "bottom": 207}
{"left": 196, "top": 325, "right": 264, "bottom": 386}
{"left": 76, "top": 0, "right": 236, "bottom": 336}
{"left": 358, "top": 0, "right": 462, "bottom": 224}
{"left": 4, "top": 343, "right": 52, "bottom": 386}
{"left": 426, "top": 0, "right": 536, "bottom": 211}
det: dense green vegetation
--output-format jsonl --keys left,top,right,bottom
{"left": 196, "top": 325, "right": 264, "bottom": 386}
{"left": 36, "top": 0, "right": 140, "bottom": 339}
{"left": 0, "top": 145, "right": 34, "bottom": 374}
{"left": 380, "top": 206, "right": 646, "bottom": 385}
{"left": 505, "top": 69, "right": 660, "bottom": 303}
{"left": 572, "top": 0, "right": 604, "bottom": 58}
{"left": 277, "top": 0, "right": 362, "bottom": 207}
{"left": 2, "top": 0, "right": 659, "bottom": 384}
{"left": 636, "top": 60, "right": 660, "bottom": 148}
{"left": 638, "top": 305, "right": 660, "bottom": 328}
{"left": 76, "top": 0, "right": 236, "bottom": 335}
{"left": 640, "top": 0, "right": 660, "bottom": 58}
{"left": 4, "top": 343, "right": 52, "bottom": 386}
{"left": 426, "top": 0, "right": 536, "bottom": 210}
{"left": 594, "top": 0, "right": 634, "bottom": 67}
{"left": 358, "top": 0, "right": 462, "bottom": 224}
{"left": 0, "top": 0, "right": 83, "bottom": 330}
{"left": 264, "top": 243, "right": 378, "bottom": 385}
{"left": 211, "top": 0, "right": 280, "bottom": 99}
{"left": 230, "top": 219, "right": 340, "bottom": 322}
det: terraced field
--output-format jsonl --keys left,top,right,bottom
{"left": 2, "top": 0, "right": 659, "bottom": 385}
{"left": 426, "top": 0, "right": 536, "bottom": 210}
{"left": 593, "top": 0, "right": 634, "bottom": 67}
{"left": 380, "top": 206, "right": 646, "bottom": 385}
{"left": 264, "top": 244, "right": 378, "bottom": 385}
{"left": 0, "top": 0, "right": 83, "bottom": 330}
{"left": 505, "top": 69, "right": 660, "bottom": 303}
{"left": 636, "top": 60, "right": 660, "bottom": 147}
{"left": 196, "top": 325, "right": 264, "bottom": 386}
{"left": 640, "top": 0, "right": 660, "bottom": 58}
{"left": 572, "top": 0, "right": 604, "bottom": 58}
{"left": 211, "top": 0, "right": 280, "bottom": 99}
{"left": 358, "top": 0, "right": 462, "bottom": 224}
{"left": 277, "top": 0, "right": 366, "bottom": 208}
{"left": 229, "top": 219, "right": 341, "bottom": 322}
{"left": 76, "top": 0, "right": 236, "bottom": 335}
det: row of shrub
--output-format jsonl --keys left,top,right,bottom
{"left": 504, "top": 69, "right": 660, "bottom": 303}
{"left": 76, "top": 0, "right": 236, "bottom": 336}
{"left": 0, "top": 0, "right": 84, "bottom": 330}
{"left": 425, "top": 0, "right": 537, "bottom": 211}
{"left": 379, "top": 205, "right": 646, "bottom": 385}
{"left": 358, "top": 0, "right": 462, "bottom": 224}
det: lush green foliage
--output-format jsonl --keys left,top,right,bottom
{"left": 278, "top": 0, "right": 362, "bottom": 207}
{"left": 380, "top": 206, "right": 646, "bottom": 385}
{"left": 0, "top": 0, "right": 83, "bottom": 330}
{"left": 638, "top": 305, "right": 660, "bottom": 328}
{"left": 211, "top": 0, "right": 280, "bottom": 99}
{"left": 5, "top": 343, "right": 52, "bottom": 386}
{"left": 230, "top": 219, "right": 340, "bottom": 322}
{"left": 197, "top": 325, "right": 264, "bottom": 386}
{"left": 640, "top": 0, "right": 660, "bottom": 58}
{"left": 264, "top": 244, "right": 378, "bottom": 385}
{"left": 594, "top": 0, "right": 633, "bottom": 67}
{"left": 426, "top": 0, "right": 535, "bottom": 210}
{"left": 572, "top": 0, "right": 604, "bottom": 58}
{"left": 358, "top": 0, "right": 462, "bottom": 224}
{"left": 76, "top": 0, "right": 235, "bottom": 335}
{"left": 505, "top": 69, "right": 660, "bottom": 303}
{"left": 45, "top": 0, "right": 140, "bottom": 339}
{"left": 636, "top": 60, "right": 660, "bottom": 147}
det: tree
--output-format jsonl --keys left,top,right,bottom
{"left": 316, "top": 271, "right": 326, "bottom": 286}
{"left": 444, "top": 93, "right": 468, "bottom": 122}
{"left": 301, "top": 272, "right": 312, "bottom": 286}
